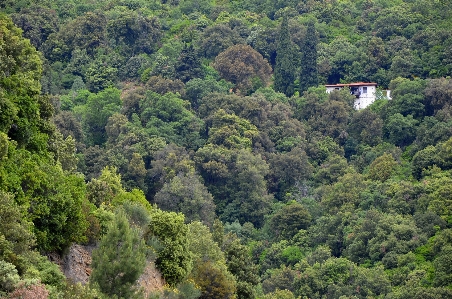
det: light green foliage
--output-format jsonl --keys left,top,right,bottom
{"left": 294, "top": 257, "right": 390, "bottom": 298}
{"left": 187, "top": 222, "right": 235, "bottom": 299}
{"left": 0, "top": 192, "right": 35, "bottom": 277}
{"left": 262, "top": 289, "right": 296, "bottom": 299}
{"left": 90, "top": 210, "right": 146, "bottom": 298}
{"left": 0, "top": 14, "right": 53, "bottom": 151}
{"left": 366, "top": 152, "right": 398, "bottom": 182}
{"left": 0, "top": 144, "right": 88, "bottom": 252}
{"left": 0, "top": 260, "right": 20, "bottom": 294}
{"left": 148, "top": 209, "right": 192, "bottom": 286}
{"left": 82, "top": 87, "right": 122, "bottom": 145}
{"left": 187, "top": 222, "right": 226, "bottom": 267}
{"left": 140, "top": 91, "right": 204, "bottom": 149}
{"left": 207, "top": 109, "right": 259, "bottom": 150}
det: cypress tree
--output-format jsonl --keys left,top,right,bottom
{"left": 300, "top": 21, "right": 319, "bottom": 93}
{"left": 274, "top": 16, "right": 296, "bottom": 97}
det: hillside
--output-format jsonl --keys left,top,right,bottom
{"left": 1, "top": 0, "right": 452, "bottom": 298}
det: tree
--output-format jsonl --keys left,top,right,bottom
{"left": 199, "top": 24, "right": 244, "bottom": 59}
{"left": 174, "top": 44, "right": 203, "bottom": 83}
{"left": 0, "top": 14, "right": 52, "bottom": 151}
{"left": 367, "top": 153, "right": 398, "bottom": 182}
{"left": 90, "top": 209, "right": 146, "bottom": 298}
{"left": 274, "top": 16, "right": 296, "bottom": 97}
{"left": 213, "top": 44, "right": 272, "bottom": 95}
{"left": 299, "top": 21, "right": 318, "bottom": 93}
{"left": 192, "top": 261, "right": 236, "bottom": 299}
{"left": 11, "top": 5, "right": 59, "bottom": 49}
{"left": 223, "top": 233, "right": 259, "bottom": 299}
{"left": 154, "top": 172, "right": 216, "bottom": 226}
{"left": 139, "top": 91, "right": 204, "bottom": 149}
{"left": 270, "top": 202, "right": 312, "bottom": 241}
{"left": 147, "top": 209, "right": 192, "bottom": 286}
{"left": 82, "top": 87, "right": 122, "bottom": 146}
{"left": 384, "top": 113, "right": 419, "bottom": 146}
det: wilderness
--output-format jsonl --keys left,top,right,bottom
{"left": 1, "top": 0, "right": 452, "bottom": 298}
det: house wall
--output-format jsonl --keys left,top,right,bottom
{"left": 354, "top": 85, "right": 376, "bottom": 110}
{"left": 325, "top": 85, "right": 377, "bottom": 110}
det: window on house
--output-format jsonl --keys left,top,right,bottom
{"left": 362, "top": 87, "right": 367, "bottom": 94}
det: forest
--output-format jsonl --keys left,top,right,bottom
{"left": 1, "top": 0, "right": 452, "bottom": 298}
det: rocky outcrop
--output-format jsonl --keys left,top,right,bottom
{"left": 62, "top": 244, "right": 95, "bottom": 285}
{"left": 137, "top": 261, "right": 165, "bottom": 297}
{"left": 60, "top": 243, "right": 165, "bottom": 295}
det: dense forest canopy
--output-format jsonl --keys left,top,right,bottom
{"left": 1, "top": 0, "right": 452, "bottom": 298}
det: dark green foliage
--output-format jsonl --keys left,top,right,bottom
{"left": 11, "top": 5, "right": 59, "bottom": 49}
{"left": 154, "top": 172, "right": 216, "bottom": 226}
{"left": 192, "top": 261, "right": 236, "bottom": 299}
{"left": 82, "top": 87, "right": 121, "bottom": 145}
{"left": 174, "top": 44, "right": 203, "bottom": 83}
{"left": 3, "top": 1, "right": 452, "bottom": 297}
{"left": 299, "top": 21, "right": 318, "bottom": 93}
{"left": 223, "top": 234, "right": 259, "bottom": 299}
{"left": 270, "top": 202, "right": 312, "bottom": 241}
{"left": 90, "top": 210, "right": 146, "bottom": 298}
{"left": 273, "top": 16, "right": 295, "bottom": 97}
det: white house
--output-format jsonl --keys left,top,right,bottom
{"left": 325, "top": 82, "right": 378, "bottom": 110}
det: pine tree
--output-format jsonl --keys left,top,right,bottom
{"left": 90, "top": 210, "right": 146, "bottom": 298}
{"left": 274, "top": 16, "right": 296, "bottom": 97}
{"left": 299, "top": 21, "right": 319, "bottom": 93}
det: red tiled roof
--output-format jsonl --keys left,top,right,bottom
{"left": 325, "top": 82, "right": 378, "bottom": 87}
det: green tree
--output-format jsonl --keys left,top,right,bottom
{"left": 0, "top": 192, "right": 35, "bottom": 272}
{"left": 299, "top": 21, "right": 318, "bottom": 93}
{"left": 174, "top": 44, "right": 203, "bottom": 83}
{"left": 384, "top": 113, "right": 419, "bottom": 146}
{"left": 199, "top": 24, "right": 244, "bottom": 59}
{"left": 274, "top": 16, "right": 295, "bottom": 97}
{"left": 154, "top": 172, "right": 216, "bottom": 226}
{"left": 213, "top": 44, "right": 272, "bottom": 95}
{"left": 11, "top": 5, "right": 59, "bottom": 49}
{"left": 367, "top": 152, "right": 398, "bottom": 182}
{"left": 192, "top": 261, "right": 236, "bottom": 299}
{"left": 147, "top": 209, "right": 192, "bottom": 286}
{"left": 90, "top": 209, "right": 146, "bottom": 298}
{"left": 270, "top": 202, "right": 312, "bottom": 241}
{"left": 83, "top": 87, "right": 122, "bottom": 146}
{"left": 0, "top": 14, "right": 52, "bottom": 151}
{"left": 223, "top": 233, "right": 259, "bottom": 299}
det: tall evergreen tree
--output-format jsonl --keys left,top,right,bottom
{"left": 274, "top": 16, "right": 296, "bottom": 97}
{"left": 90, "top": 210, "right": 146, "bottom": 298}
{"left": 299, "top": 21, "right": 319, "bottom": 93}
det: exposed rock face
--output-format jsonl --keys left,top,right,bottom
{"left": 60, "top": 243, "right": 165, "bottom": 295}
{"left": 62, "top": 244, "right": 95, "bottom": 284}
{"left": 137, "top": 261, "right": 166, "bottom": 298}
